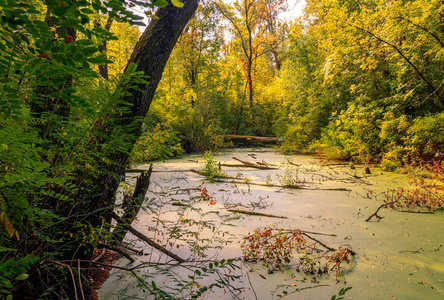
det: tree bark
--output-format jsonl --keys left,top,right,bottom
{"left": 87, "top": 0, "right": 200, "bottom": 223}
{"left": 111, "top": 165, "right": 153, "bottom": 243}
{"left": 97, "top": 17, "right": 113, "bottom": 81}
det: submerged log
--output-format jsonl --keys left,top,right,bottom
{"left": 112, "top": 165, "right": 153, "bottom": 243}
{"left": 225, "top": 135, "right": 279, "bottom": 146}
{"left": 227, "top": 209, "right": 287, "bottom": 219}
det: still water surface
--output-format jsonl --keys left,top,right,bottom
{"left": 99, "top": 149, "right": 443, "bottom": 299}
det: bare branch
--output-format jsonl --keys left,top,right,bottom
{"left": 355, "top": 26, "right": 443, "bottom": 105}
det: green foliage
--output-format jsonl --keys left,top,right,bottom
{"left": 110, "top": 191, "right": 241, "bottom": 299}
{"left": 129, "top": 118, "right": 184, "bottom": 165}
{"left": 0, "top": 255, "right": 38, "bottom": 298}
{"left": 276, "top": 0, "right": 444, "bottom": 166}
{"left": 314, "top": 103, "right": 384, "bottom": 162}
{"left": 278, "top": 162, "right": 300, "bottom": 187}
{"left": 331, "top": 287, "right": 352, "bottom": 300}
{"left": 406, "top": 113, "right": 444, "bottom": 159}
{"left": 0, "top": 0, "right": 189, "bottom": 297}
{"left": 199, "top": 151, "right": 225, "bottom": 181}
{"left": 2, "top": 0, "right": 444, "bottom": 296}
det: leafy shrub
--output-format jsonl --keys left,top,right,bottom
{"left": 129, "top": 122, "right": 184, "bottom": 165}
{"left": 381, "top": 150, "right": 403, "bottom": 171}
{"left": 199, "top": 151, "right": 225, "bottom": 181}
{"left": 315, "top": 103, "right": 384, "bottom": 162}
{"left": 175, "top": 113, "right": 225, "bottom": 153}
{"left": 406, "top": 112, "right": 444, "bottom": 159}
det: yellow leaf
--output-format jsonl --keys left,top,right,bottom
{"left": 15, "top": 273, "right": 29, "bottom": 280}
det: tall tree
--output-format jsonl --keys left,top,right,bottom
{"left": 215, "top": 0, "right": 287, "bottom": 107}
{"left": 0, "top": 0, "right": 199, "bottom": 297}
{"left": 87, "top": 0, "right": 200, "bottom": 229}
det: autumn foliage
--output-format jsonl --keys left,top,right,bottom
{"left": 384, "top": 160, "right": 444, "bottom": 212}
{"left": 242, "top": 226, "right": 354, "bottom": 280}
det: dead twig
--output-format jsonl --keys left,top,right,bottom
{"left": 47, "top": 261, "right": 79, "bottom": 300}
{"left": 92, "top": 248, "right": 106, "bottom": 263}
{"left": 232, "top": 157, "right": 274, "bottom": 169}
{"left": 301, "top": 233, "right": 336, "bottom": 252}
{"left": 77, "top": 260, "right": 86, "bottom": 300}
{"left": 97, "top": 243, "right": 135, "bottom": 262}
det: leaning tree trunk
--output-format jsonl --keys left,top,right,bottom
{"left": 80, "top": 0, "right": 200, "bottom": 237}
{"left": 12, "top": 2, "right": 199, "bottom": 299}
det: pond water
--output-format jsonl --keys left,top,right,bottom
{"left": 99, "top": 148, "right": 444, "bottom": 299}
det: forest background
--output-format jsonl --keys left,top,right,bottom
{"left": 1, "top": 0, "right": 444, "bottom": 298}
{"left": 133, "top": 0, "right": 444, "bottom": 170}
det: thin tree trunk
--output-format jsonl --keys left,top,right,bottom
{"left": 97, "top": 17, "right": 113, "bottom": 81}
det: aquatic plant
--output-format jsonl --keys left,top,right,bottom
{"left": 99, "top": 187, "right": 242, "bottom": 299}
{"left": 331, "top": 287, "right": 353, "bottom": 300}
{"left": 278, "top": 163, "right": 301, "bottom": 188}
{"left": 199, "top": 151, "right": 226, "bottom": 182}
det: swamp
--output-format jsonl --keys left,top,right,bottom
{"left": 2, "top": 0, "right": 444, "bottom": 299}
{"left": 98, "top": 149, "right": 444, "bottom": 299}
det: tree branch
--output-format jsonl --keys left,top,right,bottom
{"left": 110, "top": 211, "right": 186, "bottom": 263}
{"left": 355, "top": 26, "right": 443, "bottom": 104}
{"left": 395, "top": 16, "right": 444, "bottom": 48}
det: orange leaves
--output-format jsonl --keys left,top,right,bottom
{"left": 64, "top": 35, "right": 74, "bottom": 43}
{"left": 314, "top": 150, "right": 329, "bottom": 164}
{"left": 198, "top": 188, "right": 217, "bottom": 205}
{"left": 384, "top": 160, "right": 444, "bottom": 212}
{"left": 199, "top": 187, "right": 210, "bottom": 199}
{"left": 243, "top": 227, "right": 308, "bottom": 272}
{"left": 243, "top": 226, "right": 354, "bottom": 278}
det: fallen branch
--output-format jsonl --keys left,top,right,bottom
{"left": 232, "top": 157, "right": 273, "bottom": 169}
{"left": 172, "top": 201, "right": 192, "bottom": 207}
{"left": 212, "top": 178, "right": 351, "bottom": 191}
{"left": 92, "top": 248, "right": 106, "bottom": 263}
{"left": 301, "top": 233, "right": 336, "bottom": 252}
{"left": 220, "top": 163, "right": 278, "bottom": 170}
{"left": 120, "top": 244, "right": 144, "bottom": 255}
{"left": 110, "top": 211, "right": 186, "bottom": 263}
{"left": 399, "top": 248, "right": 424, "bottom": 254}
{"left": 97, "top": 243, "right": 135, "bottom": 262}
{"left": 227, "top": 209, "right": 287, "bottom": 219}
{"left": 329, "top": 248, "right": 356, "bottom": 281}
{"left": 365, "top": 200, "right": 399, "bottom": 222}
{"left": 225, "top": 135, "right": 278, "bottom": 146}
{"left": 243, "top": 227, "right": 354, "bottom": 275}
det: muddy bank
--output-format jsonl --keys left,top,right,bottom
{"left": 99, "top": 149, "right": 443, "bottom": 299}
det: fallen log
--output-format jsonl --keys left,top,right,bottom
{"left": 220, "top": 163, "right": 278, "bottom": 170}
{"left": 225, "top": 134, "right": 279, "bottom": 146}
{"left": 227, "top": 209, "right": 287, "bottom": 219}
{"left": 231, "top": 157, "right": 274, "bottom": 169}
